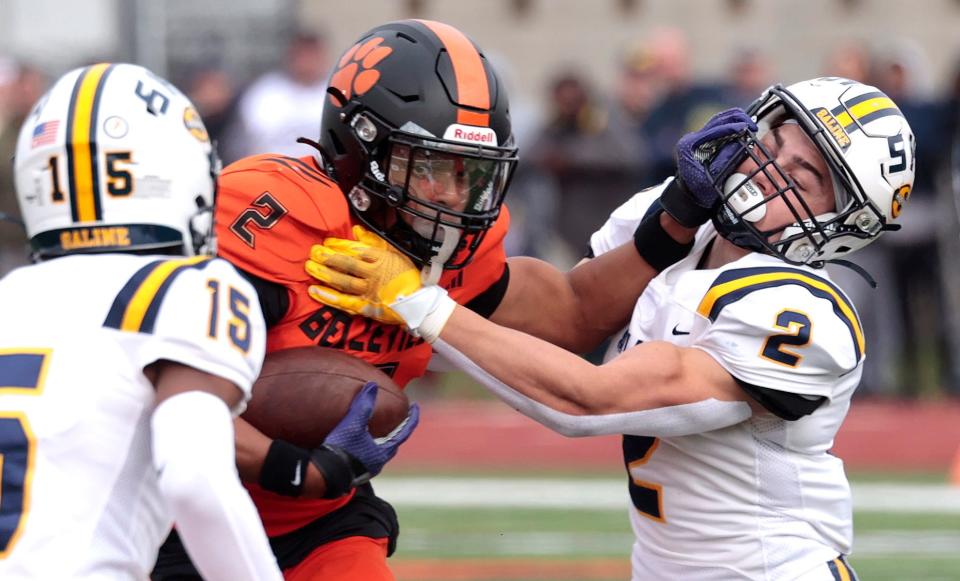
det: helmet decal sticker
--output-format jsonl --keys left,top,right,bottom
{"left": 102, "top": 116, "right": 128, "bottom": 139}
{"left": 890, "top": 184, "right": 911, "bottom": 218}
{"left": 443, "top": 124, "right": 498, "bottom": 146}
{"left": 328, "top": 36, "right": 393, "bottom": 106}
{"left": 30, "top": 120, "right": 61, "bottom": 148}
{"left": 829, "top": 91, "right": 902, "bottom": 135}
{"left": 182, "top": 107, "right": 209, "bottom": 143}
{"left": 59, "top": 226, "right": 132, "bottom": 252}
{"left": 813, "top": 108, "right": 851, "bottom": 150}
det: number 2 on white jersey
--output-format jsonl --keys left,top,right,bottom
{"left": 624, "top": 435, "right": 665, "bottom": 523}
{"left": 760, "top": 310, "right": 812, "bottom": 368}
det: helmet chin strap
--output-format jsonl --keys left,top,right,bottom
{"left": 421, "top": 225, "right": 460, "bottom": 286}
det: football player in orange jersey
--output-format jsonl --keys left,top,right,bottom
{"left": 153, "top": 19, "right": 715, "bottom": 581}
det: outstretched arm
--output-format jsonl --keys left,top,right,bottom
{"left": 305, "top": 108, "right": 756, "bottom": 354}
{"left": 305, "top": 212, "right": 696, "bottom": 354}
{"left": 377, "top": 286, "right": 759, "bottom": 437}
{"left": 440, "top": 303, "right": 760, "bottom": 433}
{"left": 304, "top": 227, "right": 763, "bottom": 436}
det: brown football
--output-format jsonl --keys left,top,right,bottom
{"left": 241, "top": 347, "right": 409, "bottom": 449}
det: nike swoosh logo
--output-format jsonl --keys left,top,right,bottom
{"left": 291, "top": 461, "right": 303, "bottom": 486}
{"left": 671, "top": 324, "right": 691, "bottom": 336}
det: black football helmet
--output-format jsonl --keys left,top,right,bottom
{"left": 317, "top": 20, "right": 518, "bottom": 271}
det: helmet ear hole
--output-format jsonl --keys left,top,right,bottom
{"left": 327, "top": 129, "right": 347, "bottom": 156}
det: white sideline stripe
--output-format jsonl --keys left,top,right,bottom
{"left": 375, "top": 477, "right": 960, "bottom": 513}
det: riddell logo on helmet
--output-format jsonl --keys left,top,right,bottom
{"left": 443, "top": 124, "right": 498, "bottom": 146}
{"left": 814, "top": 108, "right": 851, "bottom": 150}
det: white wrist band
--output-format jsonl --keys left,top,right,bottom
{"left": 391, "top": 286, "right": 457, "bottom": 344}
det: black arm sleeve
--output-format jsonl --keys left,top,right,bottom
{"left": 734, "top": 378, "right": 826, "bottom": 421}
{"left": 464, "top": 263, "right": 510, "bottom": 319}
{"left": 237, "top": 269, "right": 290, "bottom": 329}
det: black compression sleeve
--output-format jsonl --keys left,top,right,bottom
{"left": 734, "top": 378, "right": 826, "bottom": 421}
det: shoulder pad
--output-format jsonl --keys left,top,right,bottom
{"left": 694, "top": 266, "right": 863, "bottom": 397}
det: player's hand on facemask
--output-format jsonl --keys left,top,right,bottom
{"left": 307, "top": 225, "right": 457, "bottom": 343}
{"left": 305, "top": 225, "right": 422, "bottom": 325}
{"left": 661, "top": 108, "right": 758, "bottom": 228}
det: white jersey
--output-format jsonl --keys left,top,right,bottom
{"left": 0, "top": 254, "right": 266, "bottom": 580}
{"left": 591, "top": 182, "right": 863, "bottom": 581}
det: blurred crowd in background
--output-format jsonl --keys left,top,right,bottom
{"left": 2, "top": 22, "right": 960, "bottom": 399}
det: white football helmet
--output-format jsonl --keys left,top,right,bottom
{"left": 713, "top": 77, "right": 916, "bottom": 265}
{"left": 14, "top": 62, "right": 218, "bottom": 261}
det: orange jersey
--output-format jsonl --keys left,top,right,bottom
{"left": 215, "top": 154, "right": 509, "bottom": 535}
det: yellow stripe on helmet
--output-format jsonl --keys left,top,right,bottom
{"left": 834, "top": 96, "right": 898, "bottom": 128}
{"left": 66, "top": 63, "right": 112, "bottom": 223}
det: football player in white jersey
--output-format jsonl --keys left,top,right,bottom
{"left": 305, "top": 77, "right": 915, "bottom": 580}
{"left": 0, "top": 63, "right": 286, "bottom": 580}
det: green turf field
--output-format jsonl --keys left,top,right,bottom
{"left": 381, "top": 473, "right": 960, "bottom": 581}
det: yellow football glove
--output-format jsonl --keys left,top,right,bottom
{"left": 305, "top": 225, "right": 424, "bottom": 325}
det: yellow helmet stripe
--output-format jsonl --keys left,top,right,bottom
{"left": 65, "top": 63, "right": 114, "bottom": 223}
{"left": 834, "top": 96, "right": 899, "bottom": 129}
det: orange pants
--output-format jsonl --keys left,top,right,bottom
{"left": 283, "top": 536, "right": 393, "bottom": 581}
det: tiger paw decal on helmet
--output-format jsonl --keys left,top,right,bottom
{"left": 328, "top": 37, "right": 393, "bottom": 106}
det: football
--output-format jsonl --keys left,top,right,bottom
{"left": 242, "top": 346, "right": 409, "bottom": 449}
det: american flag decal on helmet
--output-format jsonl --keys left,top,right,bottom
{"left": 31, "top": 120, "right": 60, "bottom": 148}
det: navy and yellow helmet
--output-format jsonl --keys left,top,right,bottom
{"left": 713, "top": 77, "right": 915, "bottom": 266}
{"left": 14, "top": 63, "right": 218, "bottom": 261}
